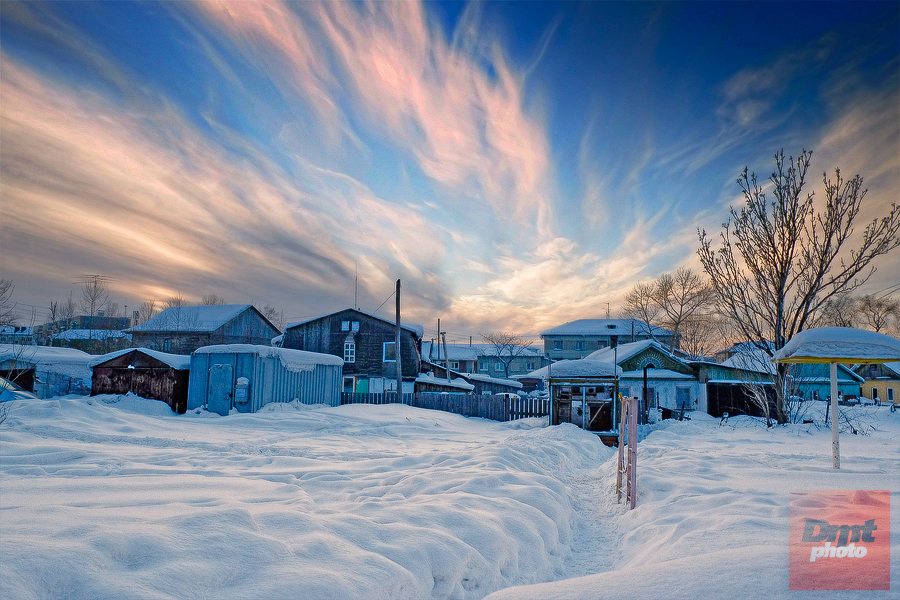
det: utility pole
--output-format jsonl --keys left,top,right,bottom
{"left": 395, "top": 279, "right": 402, "bottom": 401}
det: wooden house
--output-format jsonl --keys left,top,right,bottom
{"left": 126, "top": 304, "right": 280, "bottom": 355}
{"left": 854, "top": 361, "right": 900, "bottom": 405}
{"left": 540, "top": 319, "right": 678, "bottom": 361}
{"left": 90, "top": 348, "right": 190, "bottom": 413}
{"left": 281, "top": 308, "right": 423, "bottom": 393}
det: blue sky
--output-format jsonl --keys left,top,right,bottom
{"left": 2, "top": 1, "right": 898, "bottom": 342}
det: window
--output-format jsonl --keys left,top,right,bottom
{"left": 553, "top": 340, "right": 563, "bottom": 350}
{"left": 351, "top": 321, "right": 360, "bottom": 332}
{"left": 479, "top": 361, "right": 489, "bottom": 371}
{"left": 383, "top": 341, "right": 397, "bottom": 362}
{"left": 872, "top": 388, "right": 878, "bottom": 400}
{"left": 344, "top": 342, "right": 355, "bottom": 363}
{"left": 494, "top": 362, "right": 503, "bottom": 371}
{"left": 574, "top": 341, "right": 585, "bottom": 351}
{"left": 526, "top": 361, "right": 535, "bottom": 370}
{"left": 450, "top": 361, "right": 459, "bottom": 370}
{"left": 341, "top": 321, "right": 350, "bottom": 331}
{"left": 163, "top": 339, "right": 172, "bottom": 352}
{"left": 888, "top": 388, "right": 894, "bottom": 403}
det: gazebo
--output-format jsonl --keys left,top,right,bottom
{"left": 772, "top": 327, "right": 900, "bottom": 469}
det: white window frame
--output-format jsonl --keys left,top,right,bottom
{"left": 344, "top": 341, "right": 355, "bottom": 363}
{"left": 553, "top": 340, "right": 563, "bottom": 350}
{"left": 450, "top": 361, "right": 459, "bottom": 370}
{"left": 494, "top": 362, "right": 503, "bottom": 372}
{"left": 574, "top": 340, "right": 585, "bottom": 351}
{"left": 383, "top": 341, "right": 397, "bottom": 362}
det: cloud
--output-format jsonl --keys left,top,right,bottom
{"left": 0, "top": 52, "right": 447, "bottom": 314}
{"left": 192, "top": 0, "right": 556, "bottom": 241}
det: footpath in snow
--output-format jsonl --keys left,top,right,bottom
{"left": 1, "top": 395, "right": 897, "bottom": 599}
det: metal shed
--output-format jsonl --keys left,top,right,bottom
{"left": 90, "top": 348, "right": 191, "bottom": 413}
{"left": 188, "top": 344, "right": 344, "bottom": 415}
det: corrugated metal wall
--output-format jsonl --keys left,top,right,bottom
{"left": 188, "top": 350, "right": 341, "bottom": 414}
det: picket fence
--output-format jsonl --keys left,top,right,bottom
{"left": 340, "top": 392, "right": 549, "bottom": 422}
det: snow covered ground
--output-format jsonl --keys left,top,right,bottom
{"left": 1, "top": 395, "right": 897, "bottom": 599}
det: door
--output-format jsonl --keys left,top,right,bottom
{"left": 208, "top": 364, "right": 233, "bottom": 416}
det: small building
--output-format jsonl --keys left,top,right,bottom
{"left": 414, "top": 372, "right": 476, "bottom": 394}
{"left": 421, "top": 341, "right": 547, "bottom": 377}
{"left": 0, "top": 344, "right": 94, "bottom": 397}
{"left": 421, "top": 360, "right": 523, "bottom": 395}
{"left": 188, "top": 344, "right": 343, "bottom": 415}
{"left": 126, "top": 304, "right": 280, "bottom": 355}
{"left": 854, "top": 361, "right": 900, "bottom": 405}
{"left": 526, "top": 359, "right": 622, "bottom": 430}
{"left": 541, "top": 319, "right": 678, "bottom": 361}
{"left": 51, "top": 328, "right": 133, "bottom": 354}
{"left": 0, "top": 326, "right": 37, "bottom": 345}
{"left": 586, "top": 339, "right": 702, "bottom": 413}
{"left": 281, "top": 308, "right": 422, "bottom": 394}
{"left": 90, "top": 348, "right": 191, "bottom": 413}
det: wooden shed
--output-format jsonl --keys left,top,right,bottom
{"left": 90, "top": 348, "right": 191, "bottom": 413}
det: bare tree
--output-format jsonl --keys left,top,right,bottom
{"left": 0, "top": 279, "right": 17, "bottom": 326}
{"left": 620, "top": 282, "right": 661, "bottom": 341}
{"left": 261, "top": 305, "right": 286, "bottom": 331}
{"left": 105, "top": 301, "right": 120, "bottom": 318}
{"left": 201, "top": 294, "right": 226, "bottom": 305}
{"left": 135, "top": 300, "right": 158, "bottom": 326}
{"left": 653, "top": 268, "right": 714, "bottom": 352}
{"left": 59, "top": 292, "right": 77, "bottom": 323}
{"left": 481, "top": 332, "right": 533, "bottom": 378}
{"left": 698, "top": 149, "right": 900, "bottom": 423}
{"left": 165, "top": 294, "right": 188, "bottom": 309}
{"left": 857, "top": 294, "right": 899, "bottom": 332}
{"left": 79, "top": 276, "right": 110, "bottom": 340}
{"left": 819, "top": 292, "right": 857, "bottom": 328}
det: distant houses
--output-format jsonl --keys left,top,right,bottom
{"left": 540, "top": 319, "right": 679, "bottom": 361}
{"left": 126, "top": 304, "right": 280, "bottom": 355}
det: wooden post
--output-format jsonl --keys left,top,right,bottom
{"left": 830, "top": 362, "right": 839, "bottom": 469}
{"left": 395, "top": 279, "right": 402, "bottom": 402}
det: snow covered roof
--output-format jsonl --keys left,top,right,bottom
{"left": 89, "top": 348, "right": 191, "bottom": 370}
{"left": 126, "top": 305, "right": 260, "bottom": 333}
{"left": 541, "top": 319, "right": 673, "bottom": 337}
{"left": 526, "top": 359, "right": 621, "bottom": 379}
{"left": 52, "top": 329, "right": 132, "bottom": 341}
{"left": 0, "top": 344, "right": 94, "bottom": 380}
{"left": 285, "top": 309, "right": 424, "bottom": 339}
{"left": 463, "top": 373, "right": 523, "bottom": 389}
{"left": 619, "top": 368, "right": 694, "bottom": 380}
{"left": 193, "top": 344, "right": 343, "bottom": 373}
{"left": 415, "top": 372, "right": 475, "bottom": 391}
{"left": 773, "top": 327, "right": 900, "bottom": 364}
{"left": 585, "top": 339, "right": 676, "bottom": 365}
{"left": 721, "top": 351, "right": 776, "bottom": 374}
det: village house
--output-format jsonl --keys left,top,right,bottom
{"left": 280, "top": 308, "right": 422, "bottom": 394}
{"left": 541, "top": 318, "right": 678, "bottom": 361}
{"left": 854, "top": 361, "right": 899, "bottom": 405}
{"left": 125, "top": 304, "right": 280, "bottom": 355}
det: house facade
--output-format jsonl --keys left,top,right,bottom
{"left": 541, "top": 319, "right": 678, "bottom": 361}
{"left": 281, "top": 308, "right": 422, "bottom": 394}
{"left": 126, "top": 304, "right": 279, "bottom": 355}
{"left": 854, "top": 362, "right": 900, "bottom": 405}
{"left": 421, "top": 341, "right": 547, "bottom": 377}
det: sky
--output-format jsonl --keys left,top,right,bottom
{"left": 2, "top": 0, "right": 898, "bottom": 342}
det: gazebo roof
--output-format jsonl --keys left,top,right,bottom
{"left": 772, "top": 327, "right": 900, "bottom": 364}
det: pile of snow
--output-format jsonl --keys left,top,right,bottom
{"left": 1, "top": 395, "right": 897, "bottom": 599}
{"left": 773, "top": 326, "right": 900, "bottom": 363}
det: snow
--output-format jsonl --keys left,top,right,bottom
{"left": 89, "top": 347, "right": 191, "bottom": 370}
{"left": 125, "top": 304, "right": 252, "bottom": 332}
{"left": 0, "top": 343, "right": 94, "bottom": 381}
{"left": 193, "top": 344, "right": 344, "bottom": 372}
{"left": 526, "top": 359, "right": 622, "bottom": 379}
{"left": 416, "top": 372, "right": 476, "bottom": 390}
{"left": 773, "top": 327, "right": 900, "bottom": 363}
{"left": 1, "top": 395, "right": 897, "bottom": 599}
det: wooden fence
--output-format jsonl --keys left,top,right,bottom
{"left": 340, "top": 392, "right": 549, "bottom": 423}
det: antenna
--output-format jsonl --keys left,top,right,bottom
{"left": 354, "top": 260, "right": 358, "bottom": 309}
